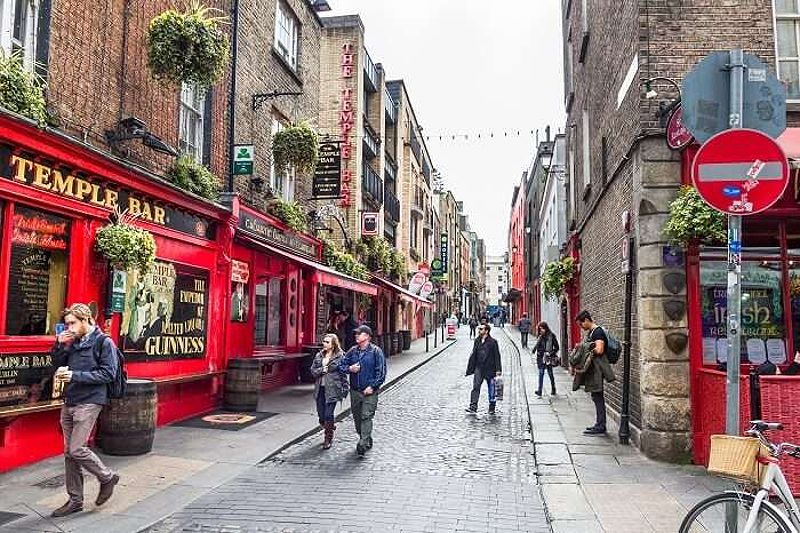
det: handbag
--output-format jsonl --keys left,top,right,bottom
{"left": 545, "top": 352, "right": 560, "bottom": 368}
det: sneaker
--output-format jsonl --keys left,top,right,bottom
{"left": 465, "top": 407, "right": 477, "bottom": 414}
{"left": 583, "top": 427, "right": 606, "bottom": 435}
{"left": 534, "top": 390, "right": 542, "bottom": 397}
{"left": 96, "top": 473, "right": 120, "bottom": 506}
{"left": 51, "top": 500, "right": 83, "bottom": 518}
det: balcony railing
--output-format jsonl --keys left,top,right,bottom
{"left": 364, "top": 48, "right": 378, "bottom": 93}
{"left": 362, "top": 162, "right": 384, "bottom": 207}
{"left": 363, "top": 122, "right": 379, "bottom": 159}
{"left": 384, "top": 187, "right": 400, "bottom": 223}
{"left": 384, "top": 87, "right": 396, "bottom": 123}
{"left": 384, "top": 154, "right": 397, "bottom": 182}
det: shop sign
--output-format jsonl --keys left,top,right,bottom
{"left": 361, "top": 212, "right": 379, "bottom": 236}
{"left": 313, "top": 142, "right": 342, "bottom": 199}
{"left": 692, "top": 128, "right": 789, "bottom": 215}
{"left": 232, "top": 144, "right": 254, "bottom": 176}
{"left": 430, "top": 258, "right": 443, "bottom": 279}
{"left": 665, "top": 104, "right": 693, "bottom": 150}
{"left": 238, "top": 210, "right": 318, "bottom": 259}
{"left": 440, "top": 233, "right": 449, "bottom": 272}
{"left": 231, "top": 260, "right": 250, "bottom": 283}
{"left": 419, "top": 281, "right": 434, "bottom": 299}
{"left": 11, "top": 211, "right": 68, "bottom": 250}
{"left": 408, "top": 272, "right": 427, "bottom": 294}
{"left": 338, "top": 43, "right": 356, "bottom": 208}
{"left": 120, "top": 261, "right": 209, "bottom": 361}
{"left": 0, "top": 352, "right": 58, "bottom": 409}
{"left": 0, "top": 144, "right": 215, "bottom": 239}
{"left": 110, "top": 269, "right": 127, "bottom": 313}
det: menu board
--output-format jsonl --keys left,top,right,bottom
{"left": 0, "top": 352, "right": 57, "bottom": 408}
{"left": 120, "top": 261, "right": 209, "bottom": 361}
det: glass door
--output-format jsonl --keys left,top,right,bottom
{"left": 253, "top": 276, "right": 284, "bottom": 347}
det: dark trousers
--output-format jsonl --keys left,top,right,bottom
{"left": 591, "top": 391, "right": 607, "bottom": 430}
{"left": 537, "top": 365, "right": 555, "bottom": 393}
{"left": 315, "top": 387, "right": 336, "bottom": 424}
{"left": 469, "top": 325, "right": 476, "bottom": 338}
{"left": 469, "top": 367, "right": 496, "bottom": 409}
{"left": 520, "top": 332, "right": 529, "bottom": 347}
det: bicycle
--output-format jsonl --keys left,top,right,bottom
{"left": 679, "top": 420, "right": 800, "bottom": 532}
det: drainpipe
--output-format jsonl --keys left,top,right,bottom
{"left": 619, "top": 234, "right": 635, "bottom": 445}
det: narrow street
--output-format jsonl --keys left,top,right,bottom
{"left": 144, "top": 329, "right": 550, "bottom": 533}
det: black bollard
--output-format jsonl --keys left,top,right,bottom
{"left": 434, "top": 326, "right": 438, "bottom": 348}
{"left": 426, "top": 331, "right": 429, "bottom": 352}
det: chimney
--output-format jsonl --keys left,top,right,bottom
{"left": 545, "top": 125, "right": 551, "bottom": 143}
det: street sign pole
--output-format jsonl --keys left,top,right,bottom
{"left": 726, "top": 49, "right": 744, "bottom": 438}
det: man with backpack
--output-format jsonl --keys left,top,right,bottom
{"left": 517, "top": 313, "right": 532, "bottom": 348}
{"left": 574, "top": 310, "right": 617, "bottom": 435}
{"left": 49, "top": 303, "right": 121, "bottom": 517}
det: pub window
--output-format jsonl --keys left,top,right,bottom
{"left": 7, "top": 206, "right": 70, "bottom": 336}
{"left": 179, "top": 82, "right": 205, "bottom": 162}
{"left": 777, "top": 0, "right": 800, "bottom": 100}
{"left": 0, "top": 0, "right": 38, "bottom": 69}
{"left": 253, "top": 277, "right": 284, "bottom": 346}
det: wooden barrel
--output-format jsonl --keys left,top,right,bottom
{"left": 224, "top": 358, "right": 262, "bottom": 411}
{"left": 97, "top": 379, "right": 157, "bottom": 456}
{"left": 390, "top": 332, "right": 400, "bottom": 355}
{"left": 401, "top": 330, "right": 411, "bottom": 351}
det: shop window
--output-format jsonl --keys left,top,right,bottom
{"left": 7, "top": 206, "right": 70, "bottom": 336}
{"left": 790, "top": 260, "right": 800, "bottom": 356}
{"left": 179, "top": 82, "right": 205, "bottom": 162}
{"left": 700, "top": 260, "right": 786, "bottom": 366}
{"left": 253, "top": 277, "right": 284, "bottom": 346}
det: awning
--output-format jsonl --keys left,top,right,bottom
{"left": 371, "top": 276, "right": 433, "bottom": 308}
{"left": 503, "top": 288, "right": 523, "bottom": 302}
{"left": 777, "top": 128, "right": 800, "bottom": 159}
{"left": 238, "top": 236, "right": 378, "bottom": 296}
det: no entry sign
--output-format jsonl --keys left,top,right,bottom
{"left": 691, "top": 128, "right": 789, "bottom": 215}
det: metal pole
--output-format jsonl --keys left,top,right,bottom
{"left": 426, "top": 331, "right": 429, "bottom": 352}
{"left": 725, "top": 48, "right": 745, "bottom": 533}
{"left": 725, "top": 49, "right": 744, "bottom": 437}
{"left": 619, "top": 236, "right": 634, "bottom": 445}
{"left": 225, "top": 0, "right": 240, "bottom": 193}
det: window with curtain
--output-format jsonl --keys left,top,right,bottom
{"left": 7, "top": 206, "right": 70, "bottom": 336}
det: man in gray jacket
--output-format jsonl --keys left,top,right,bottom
{"left": 50, "top": 303, "right": 120, "bottom": 517}
{"left": 517, "top": 313, "right": 532, "bottom": 348}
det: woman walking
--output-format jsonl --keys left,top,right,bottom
{"left": 310, "top": 334, "right": 349, "bottom": 449}
{"left": 533, "top": 322, "right": 559, "bottom": 397}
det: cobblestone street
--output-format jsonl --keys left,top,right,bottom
{"left": 144, "top": 330, "right": 550, "bottom": 533}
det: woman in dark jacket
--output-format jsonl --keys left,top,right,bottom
{"left": 310, "top": 334, "right": 349, "bottom": 449}
{"left": 533, "top": 322, "right": 559, "bottom": 397}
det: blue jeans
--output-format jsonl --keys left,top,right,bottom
{"left": 315, "top": 387, "right": 337, "bottom": 424}
{"left": 537, "top": 365, "right": 555, "bottom": 393}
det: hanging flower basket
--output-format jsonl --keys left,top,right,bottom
{"left": 267, "top": 199, "right": 308, "bottom": 232}
{"left": 321, "top": 237, "right": 369, "bottom": 280}
{"left": 542, "top": 256, "right": 575, "bottom": 301}
{"left": 146, "top": 3, "right": 230, "bottom": 88}
{"left": 664, "top": 185, "right": 727, "bottom": 246}
{"left": 0, "top": 51, "right": 47, "bottom": 125}
{"left": 94, "top": 210, "right": 157, "bottom": 273}
{"left": 165, "top": 155, "right": 221, "bottom": 200}
{"left": 272, "top": 122, "right": 318, "bottom": 175}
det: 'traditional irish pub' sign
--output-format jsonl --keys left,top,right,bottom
{"left": 238, "top": 208, "right": 319, "bottom": 259}
{"left": 0, "top": 143, "right": 216, "bottom": 239}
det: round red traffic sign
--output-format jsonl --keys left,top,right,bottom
{"left": 691, "top": 128, "right": 789, "bottom": 215}
{"left": 666, "top": 104, "right": 693, "bottom": 150}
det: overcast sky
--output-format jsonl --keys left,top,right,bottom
{"left": 323, "top": 0, "right": 565, "bottom": 255}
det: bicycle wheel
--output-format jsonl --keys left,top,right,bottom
{"left": 679, "top": 491, "right": 794, "bottom": 532}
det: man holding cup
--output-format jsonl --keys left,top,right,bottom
{"left": 49, "top": 303, "right": 120, "bottom": 517}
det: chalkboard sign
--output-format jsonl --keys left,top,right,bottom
{"left": 0, "top": 352, "right": 57, "bottom": 408}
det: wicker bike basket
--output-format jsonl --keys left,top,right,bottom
{"left": 707, "top": 435, "right": 768, "bottom": 484}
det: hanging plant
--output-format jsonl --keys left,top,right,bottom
{"left": 146, "top": 3, "right": 230, "bottom": 88}
{"left": 664, "top": 185, "right": 727, "bottom": 246}
{"left": 320, "top": 237, "right": 368, "bottom": 280}
{"left": 94, "top": 209, "right": 157, "bottom": 273}
{"left": 389, "top": 249, "right": 406, "bottom": 282}
{"left": 272, "top": 121, "right": 318, "bottom": 175}
{"left": 0, "top": 51, "right": 47, "bottom": 126}
{"left": 165, "top": 155, "right": 221, "bottom": 200}
{"left": 542, "top": 256, "right": 576, "bottom": 301}
{"left": 267, "top": 199, "right": 308, "bottom": 232}
{"left": 356, "top": 237, "right": 393, "bottom": 273}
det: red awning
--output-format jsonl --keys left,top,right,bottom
{"left": 777, "top": 128, "right": 800, "bottom": 159}
{"left": 239, "top": 236, "right": 378, "bottom": 296}
{"left": 372, "top": 276, "right": 433, "bottom": 308}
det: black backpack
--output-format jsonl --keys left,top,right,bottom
{"left": 94, "top": 333, "right": 128, "bottom": 399}
{"left": 600, "top": 327, "right": 622, "bottom": 365}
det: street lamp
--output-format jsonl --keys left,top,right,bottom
{"left": 640, "top": 76, "right": 682, "bottom": 100}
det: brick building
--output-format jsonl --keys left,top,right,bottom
{"left": 561, "top": 0, "right": 793, "bottom": 462}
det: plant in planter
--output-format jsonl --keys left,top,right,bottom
{"left": 321, "top": 237, "right": 368, "bottom": 280}
{"left": 146, "top": 3, "right": 230, "bottom": 88}
{"left": 267, "top": 199, "right": 307, "bottom": 232}
{"left": 357, "top": 237, "right": 393, "bottom": 273}
{"left": 664, "top": 185, "right": 727, "bottom": 246}
{"left": 272, "top": 122, "right": 318, "bottom": 175}
{"left": 165, "top": 155, "right": 221, "bottom": 200}
{"left": 94, "top": 209, "right": 157, "bottom": 273}
{"left": 0, "top": 51, "right": 47, "bottom": 125}
{"left": 542, "top": 256, "right": 576, "bottom": 301}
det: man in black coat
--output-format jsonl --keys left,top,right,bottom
{"left": 465, "top": 323, "right": 502, "bottom": 414}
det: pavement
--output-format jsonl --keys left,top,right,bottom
{"left": 0, "top": 330, "right": 459, "bottom": 533}
{"left": 0, "top": 324, "right": 736, "bottom": 533}
{"left": 506, "top": 326, "right": 728, "bottom": 533}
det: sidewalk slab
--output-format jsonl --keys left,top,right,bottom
{"left": 0, "top": 332, "right": 458, "bottom": 533}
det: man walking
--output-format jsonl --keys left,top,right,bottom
{"left": 337, "top": 310, "right": 358, "bottom": 351}
{"left": 517, "top": 313, "right": 532, "bottom": 348}
{"left": 574, "top": 310, "right": 615, "bottom": 435}
{"left": 465, "top": 323, "right": 502, "bottom": 414}
{"left": 339, "top": 325, "right": 386, "bottom": 457}
{"left": 468, "top": 315, "right": 479, "bottom": 339}
{"left": 50, "top": 303, "right": 120, "bottom": 517}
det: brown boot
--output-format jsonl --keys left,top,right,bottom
{"left": 322, "top": 421, "right": 335, "bottom": 449}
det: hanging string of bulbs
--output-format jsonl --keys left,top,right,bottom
{"left": 315, "top": 128, "right": 552, "bottom": 143}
